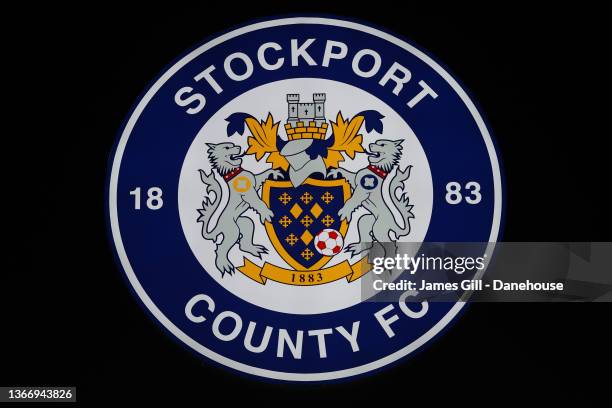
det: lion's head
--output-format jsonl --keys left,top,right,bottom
{"left": 206, "top": 142, "right": 243, "bottom": 175}
{"left": 367, "top": 139, "right": 403, "bottom": 171}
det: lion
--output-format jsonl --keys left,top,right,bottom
{"left": 197, "top": 142, "right": 282, "bottom": 276}
{"left": 328, "top": 139, "right": 414, "bottom": 258}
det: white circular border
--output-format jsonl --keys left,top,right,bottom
{"left": 108, "top": 17, "right": 503, "bottom": 381}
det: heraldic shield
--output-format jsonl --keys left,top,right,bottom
{"left": 263, "top": 178, "right": 351, "bottom": 271}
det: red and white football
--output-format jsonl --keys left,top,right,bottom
{"left": 314, "top": 229, "right": 344, "bottom": 256}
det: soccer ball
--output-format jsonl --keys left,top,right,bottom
{"left": 314, "top": 229, "right": 344, "bottom": 256}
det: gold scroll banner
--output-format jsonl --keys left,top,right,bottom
{"left": 238, "top": 257, "right": 372, "bottom": 286}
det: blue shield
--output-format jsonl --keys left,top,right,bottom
{"left": 262, "top": 177, "right": 350, "bottom": 270}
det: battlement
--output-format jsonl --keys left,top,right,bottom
{"left": 287, "top": 94, "right": 300, "bottom": 102}
{"left": 285, "top": 93, "right": 328, "bottom": 141}
{"left": 313, "top": 93, "right": 326, "bottom": 102}
{"left": 284, "top": 122, "right": 328, "bottom": 141}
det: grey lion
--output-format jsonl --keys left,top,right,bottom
{"left": 328, "top": 139, "right": 414, "bottom": 257}
{"left": 197, "top": 142, "right": 282, "bottom": 276}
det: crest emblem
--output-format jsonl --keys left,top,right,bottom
{"left": 263, "top": 177, "right": 350, "bottom": 271}
{"left": 199, "top": 92, "right": 397, "bottom": 286}
{"left": 108, "top": 17, "right": 504, "bottom": 382}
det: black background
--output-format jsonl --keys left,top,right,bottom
{"left": 3, "top": 3, "right": 609, "bottom": 405}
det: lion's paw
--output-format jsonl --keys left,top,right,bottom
{"left": 242, "top": 244, "right": 268, "bottom": 258}
{"left": 216, "top": 257, "right": 235, "bottom": 276}
{"left": 270, "top": 170, "right": 283, "bottom": 180}
{"left": 259, "top": 207, "right": 273, "bottom": 223}
{"left": 345, "top": 242, "right": 366, "bottom": 256}
{"left": 338, "top": 207, "right": 352, "bottom": 222}
{"left": 327, "top": 168, "right": 341, "bottom": 179}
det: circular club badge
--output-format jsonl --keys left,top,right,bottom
{"left": 107, "top": 17, "right": 504, "bottom": 381}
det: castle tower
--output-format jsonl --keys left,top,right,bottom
{"left": 284, "top": 93, "right": 328, "bottom": 141}
{"left": 287, "top": 94, "right": 300, "bottom": 127}
{"left": 313, "top": 93, "right": 326, "bottom": 127}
